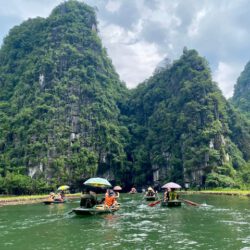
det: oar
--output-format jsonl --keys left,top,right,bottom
{"left": 68, "top": 209, "right": 74, "bottom": 214}
{"left": 148, "top": 199, "right": 162, "bottom": 207}
{"left": 181, "top": 198, "right": 200, "bottom": 206}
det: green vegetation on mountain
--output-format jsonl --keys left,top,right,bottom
{"left": 232, "top": 61, "right": 250, "bottom": 118}
{"left": 125, "top": 48, "right": 250, "bottom": 188}
{"left": 0, "top": 1, "right": 129, "bottom": 193}
{"left": 0, "top": 1, "right": 250, "bottom": 194}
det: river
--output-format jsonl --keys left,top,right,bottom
{"left": 0, "top": 194, "right": 250, "bottom": 249}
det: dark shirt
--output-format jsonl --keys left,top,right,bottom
{"left": 80, "top": 193, "right": 97, "bottom": 208}
{"left": 147, "top": 190, "right": 155, "bottom": 196}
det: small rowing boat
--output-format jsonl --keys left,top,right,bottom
{"left": 72, "top": 204, "right": 120, "bottom": 215}
{"left": 144, "top": 195, "right": 157, "bottom": 201}
{"left": 161, "top": 200, "right": 182, "bottom": 207}
{"left": 43, "top": 200, "right": 66, "bottom": 205}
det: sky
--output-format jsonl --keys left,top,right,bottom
{"left": 0, "top": 0, "right": 249, "bottom": 98}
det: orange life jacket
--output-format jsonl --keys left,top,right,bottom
{"left": 105, "top": 196, "right": 115, "bottom": 207}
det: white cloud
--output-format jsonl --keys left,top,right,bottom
{"left": 1, "top": 0, "right": 250, "bottom": 97}
{"left": 100, "top": 23, "right": 164, "bottom": 87}
{"left": 105, "top": 0, "right": 121, "bottom": 13}
{"left": 188, "top": 9, "right": 207, "bottom": 37}
{"left": 0, "top": 0, "right": 62, "bottom": 45}
{"left": 213, "top": 62, "right": 244, "bottom": 98}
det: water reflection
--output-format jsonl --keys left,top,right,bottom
{"left": 46, "top": 203, "right": 67, "bottom": 215}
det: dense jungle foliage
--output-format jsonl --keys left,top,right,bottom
{"left": 125, "top": 48, "right": 250, "bottom": 189}
{"left": 0, "top": 1, "right": 129, "bottom": 194}
{"left": 1, "top": 1, "right": 250, "bottom": 194}
{"left": 232, "top": 61, "right": 250, "bottom": 118}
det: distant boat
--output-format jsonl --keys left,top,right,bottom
{"left": 144, "top": 187, "right": 157, "bottom": 201}
{"left": 129, "top": 191, "right": 137, "bottom": 194}
{"left": 129, "top": 187, "right": 137, "bottom": 194}
{"left": 43, "top": 200, "right": 66, "bottom": 205}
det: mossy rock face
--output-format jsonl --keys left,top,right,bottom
{"left": 125, "top": 49, "right": 250, "bottom": 187}
{"left": 0, "top": 0, "right": 129, "bottom": 192}
{"left": 232, "top": 61, "right": 250, "bottom": 118}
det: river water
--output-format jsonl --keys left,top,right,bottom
{"left": 0, "top": 194, "right": 250, "bottom": 250}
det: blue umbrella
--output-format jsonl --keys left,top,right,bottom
{"left": 84, "top": 177, "right": 112, "bottom": 188}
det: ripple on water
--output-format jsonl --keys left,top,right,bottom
{"left": 238, "top": 236, "right": 250, "bottom": 244}
{"left": 220, "top": 220, "right": 249, "bottom": 226}
{"left": 1, "top": 195, "right": 250, "bottom": 250}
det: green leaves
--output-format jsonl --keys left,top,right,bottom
{"left": 126, "top": 48, "right": 249, "bottom": 187}
{"left": 0, "top": 1, "right": 128, "bottom": 194}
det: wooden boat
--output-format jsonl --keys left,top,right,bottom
{"left": 144, "top": 195, "right": 157, "bottom": 201}
{"left": 43, "top": 200, "right": 66, "bottom": 205}
{"left": 72, "top": 204, "right": 120, "bottom": 215}
{"left": 161, "top": 200, "right": 182, "bottom": 207}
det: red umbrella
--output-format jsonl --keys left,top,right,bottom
{"left": 113, "top": 186, "right": 122, "bottom": 191}
{"left": 161, "top": 182, "right": 181, "bottom": 189}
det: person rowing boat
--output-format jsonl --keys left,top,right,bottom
{"left": 80, "top": 188, "right": 97, "bottom": 208}
{"left": 144, "top": 187, "right": 157, "bottom": 201}
{"left": 129, "top": 187, "right": 137, "bottom": 194}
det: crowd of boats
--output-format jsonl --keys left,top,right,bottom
{"left": 42, "top": 178, "right": 192, "bottom": 215}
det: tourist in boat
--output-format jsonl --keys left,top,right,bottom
{"left": 80, "top": 189, "right": 97, "bottom": 208}
{"left": 54, "top": 192, "right": 64, "bottom": 202}
{"left": 169, "top": 188, "right": 179, "bottom": 200}
{"left": 48, "top": 192, "right": 55, "bottom": 201}
{"left": 129, "top": 187, "right": 137, "bottom": 194}
{"left": 114, "top": 191, "right": 120, "bottom": 199}
{"left": 113, "top": 186, "right": 122, "bottom": 199}
{"left": 163, "top": 188, "right": 170, "bottom": 202}
{"left": 105, "top": 189, "right": 110, "bottom": 197}
{"left": 146, "top": 187, "right": 155, "bottom": 197}
{"left": 100, "top": 189, "right": 109, "bottom": 204}
{"left": 104, "top": 190, "right": 117, "bottom": 208}
{"left": 90, "top": 190, "right": 97, "bottom": 200}
{"left": 60, "top": 191, "right": 65, "bottom": 200}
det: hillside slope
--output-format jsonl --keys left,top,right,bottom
{"left": 125, "top": 49, "right": 250, "bottom": 188}
{"left": 0, "top": 1, "right": 129, "bottom": 187}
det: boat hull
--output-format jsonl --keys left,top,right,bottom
{"left": 43, "top": 200, "right": 66, "bottom": 205}
{"left": 161, "top": 200, "right": 182, "bottom": 207}
{"left": 72, "top": 206, "right": 119, "bottom": 215}
{"left": 144, "top": 196, "right": 157, "bottom": 201}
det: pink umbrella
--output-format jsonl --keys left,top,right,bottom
{"left": 113, "top": 186, "right": 122, "bottom": 191}
{"left": 161, "top": 182, "right": 181, "bottom": 189}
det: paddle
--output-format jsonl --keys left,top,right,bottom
{"left": 181, "top": 198, "right": 200, "bottom": 206}
{"left": 68, "top": 209, "right": 74, "bottom": 214}
{"left": 148, "top": 199, "right": 162, "bottom": 207}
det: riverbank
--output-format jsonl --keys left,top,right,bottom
{"left": 183, "top": 190, "right": 250, "bottom": 196}
{"left": 0, "top": 193, "right": 81, "bottom": 206}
